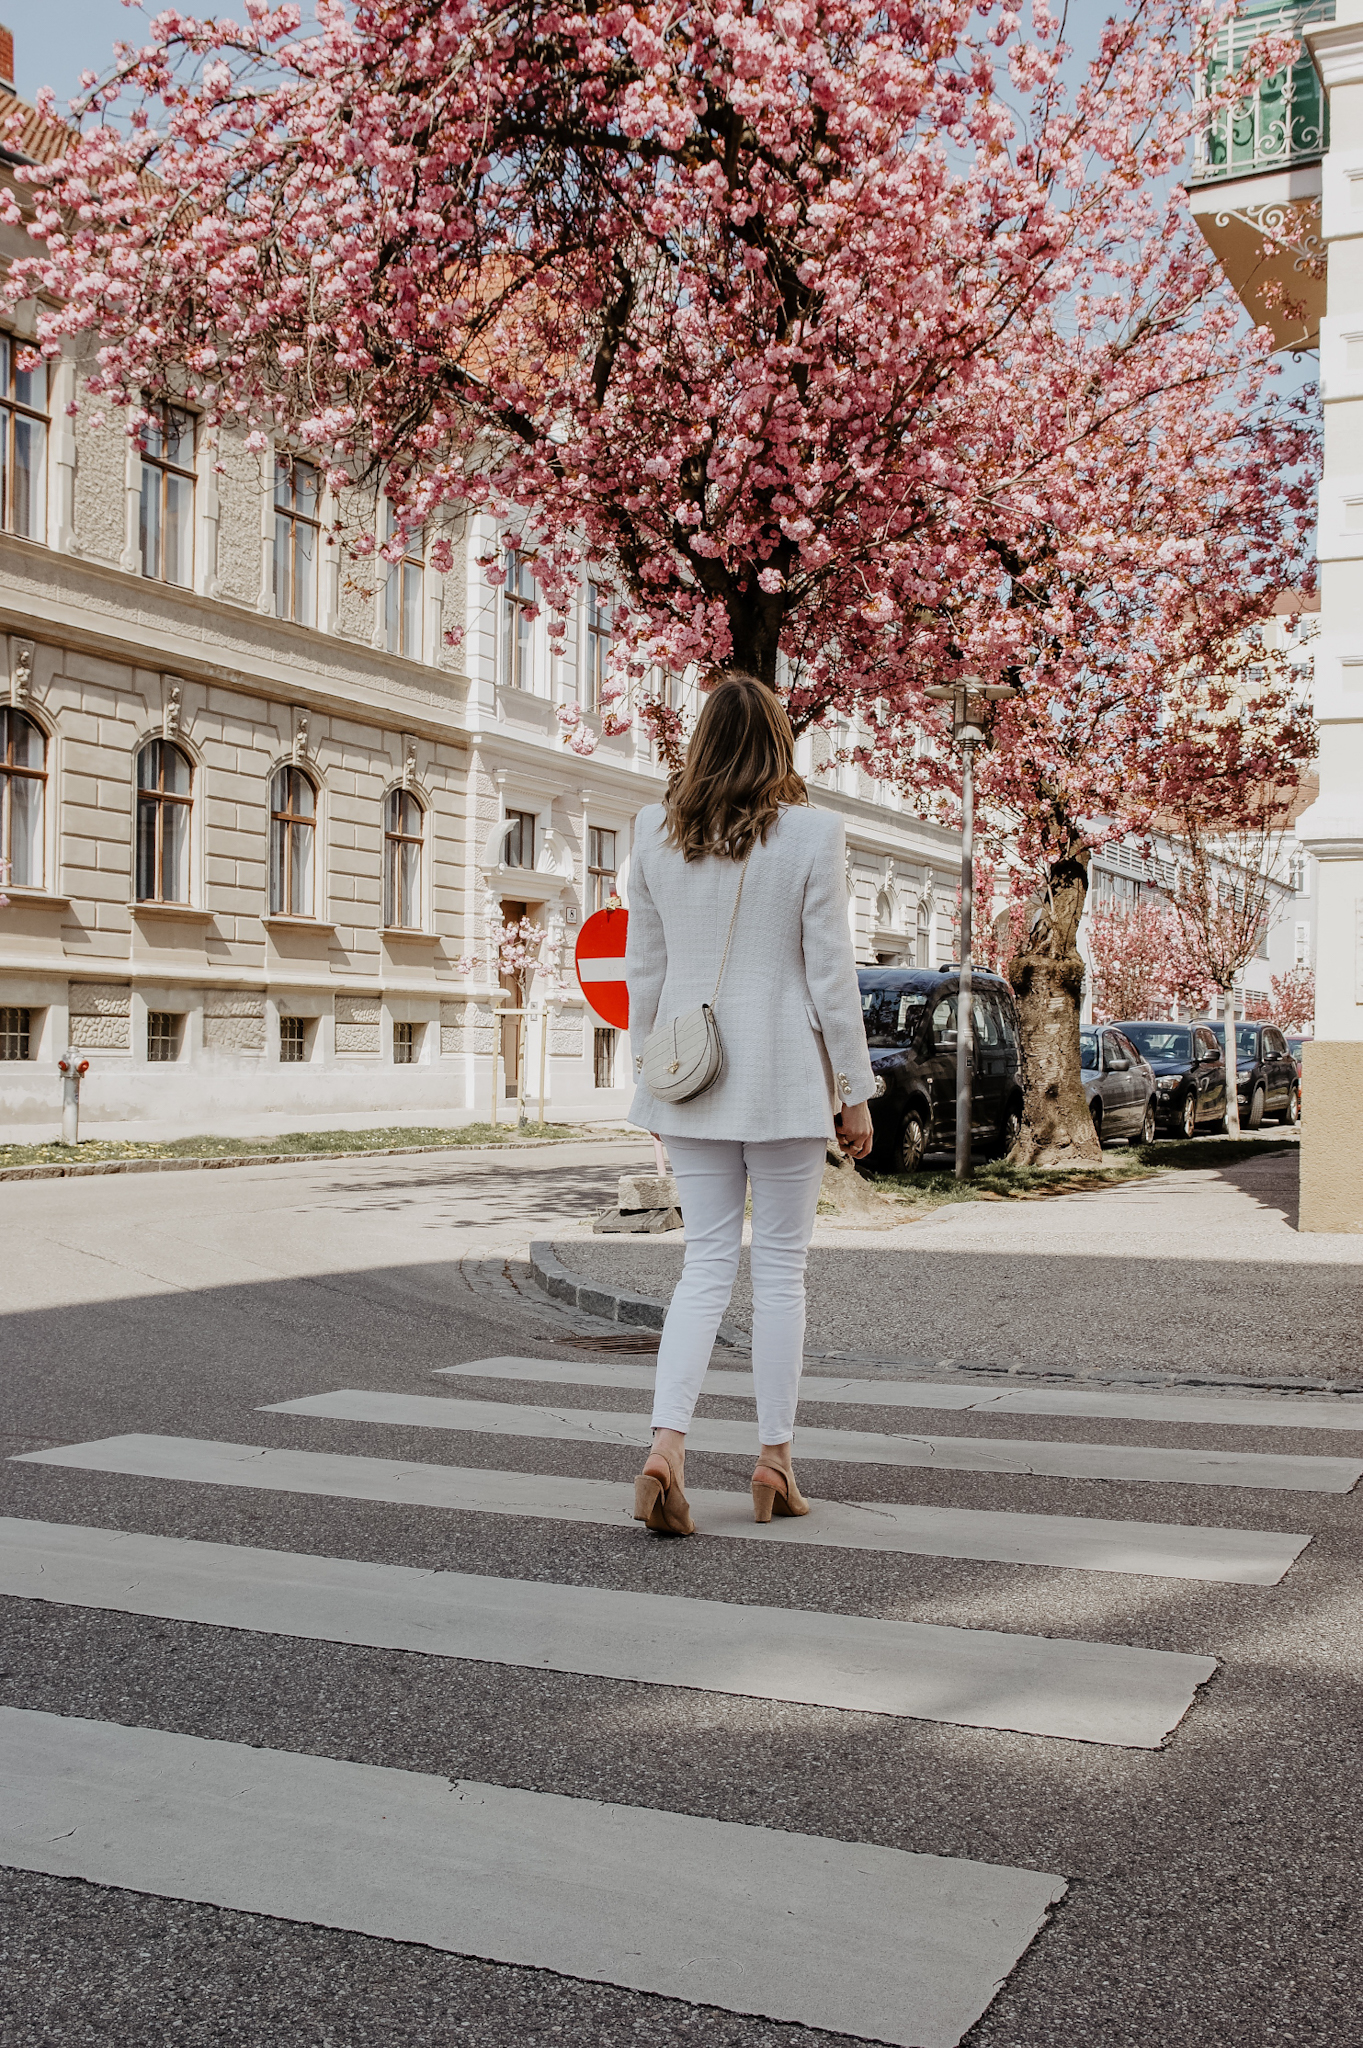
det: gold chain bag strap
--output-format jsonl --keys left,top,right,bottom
{"left": 640, "top": 850, "right": 752, "bottom": 1105}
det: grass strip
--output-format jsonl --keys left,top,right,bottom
{"left": 0, "top": 1121, "right": 591, "bottom": 1170}
{"left": 867, "top": 1136, "right": 1295, "bottom": 1213}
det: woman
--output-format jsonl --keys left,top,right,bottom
{"left": 624, "top": 672, "right": 876, "bottom": 1536}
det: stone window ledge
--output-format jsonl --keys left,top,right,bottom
{"left": 262, "top": 916, "right": 338, "bottom": 934}
{"left": 382, "top": 927, "right": 441, "bottom": 944}
{"left": 3, "top": 889, "right": 72, "bottom": 909}
{"left": 129, "top": 901, "right": 216, "bottom": 923}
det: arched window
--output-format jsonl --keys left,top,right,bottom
{"left": 383, "top": 788, "right": 423, "bottom": 928}
{"left": 0, "top": 707, "right": 46, "bottom": 890}
{"left": 270, "top": 765, "right": 316, "bottom": 917}
{"left": 135, "top": 739, "right": 192, "bottom": 902}
{"left": 916, "top": 896, "right": 932, "bottom": 968}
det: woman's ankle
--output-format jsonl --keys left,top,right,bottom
{"left": 756, "top": 1442, "right": 793, "bottom": 1474}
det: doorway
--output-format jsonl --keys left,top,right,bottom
{"left": 499, "top": 897, "right": 528, "bottom": 1095}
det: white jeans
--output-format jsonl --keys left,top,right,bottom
{"left": 651, "top": 1135, "right": 828, "bottom": 1445}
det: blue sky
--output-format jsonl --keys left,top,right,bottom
{"left": 12, "top": 1, "right": 141, "bottom": 107}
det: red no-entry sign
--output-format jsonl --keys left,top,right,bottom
{"left": 575, "top": 905, "right": 629, "bottom": 1028}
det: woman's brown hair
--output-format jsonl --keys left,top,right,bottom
{"left": 663, "top": 672, "right": 808, "bottom": 862}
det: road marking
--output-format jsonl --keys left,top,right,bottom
{"left": 0, "top": 1518, "right": 1216, "bottom": 1747}
{"left": 0, "top": 1707, "right": 1063, "bottom": 2048}
{"left": 438, "top": 1356, "right": 1363, "bottom": 1434}
{"left": 12, "top": 1438, "right": 1311, "bottom": 1583}
{"left": 262, "top": 1389, "right": 1363, "bottom": 1494}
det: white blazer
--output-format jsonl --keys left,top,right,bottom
{"left": 624, "top": 802, "right": 876, "bottom": 1141}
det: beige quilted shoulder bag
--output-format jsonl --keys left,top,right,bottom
{"left": 640, "top": 851, "right": 752, "bottom": 1105}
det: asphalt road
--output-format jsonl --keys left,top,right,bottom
{"left": 1, "top": 1143, "right": 1361, "bottom": 2046}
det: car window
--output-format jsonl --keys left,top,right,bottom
{"left": 1194, "top": 1028, "right": 1220, "bottom": 1061}
{"left": 972, "top": 996, "right": 1001, "bottom": 1049}
{"left": 1117, "top": 1033, "right": 1146, "bottom": 1067}
{"left": 1264, "top": 1028, "right": 1286, "bottom": 1058}
{"left": 928, "top": 992, "right": 958, "bottom": 1049}
{"left": 1121, "top": 1025, "right": 1192, "bottom": 1062}
{"left": 860, "top": 987, "right": 928, "bottom": 1047}
{"left": 1236, "top": 1025, "right": 1259, "bottom": 1059}
{"left": 992, "top": 994, "right": 1019, "bottom": 1049}
{"left": 1080, "top": 1030, "right": 1099, "bottom": 1071}
{"left": 1101, "top": 1031, "right": 1127, "bottom": 1068}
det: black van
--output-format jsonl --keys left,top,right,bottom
{"left": 857, "top": 966, "right": 1025, "bottom": 1172}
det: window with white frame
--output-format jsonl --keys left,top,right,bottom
{"left": 1295, "top": 920, "right": 1310, "bottom": 964}
{"left": 587, "top": 825, "right": 617, "bottom": 912}
{"left": 147, "top": 1011, "right": 182, "bottom": 1062}
{"left": 0, "top": 335, "right": 47, "bottom": 541}
{"left": 269, "top": 765, "right": 317, "bottom": 916}
{"left": 135, "top": 739, "right": 193, "bottom": 903}
{"left": 1, "top": 707, "right": 46, "bottom": 890}
{"left": 273, "top": 459, "right": 321, "bottom": 626}
{"left": 504, "top": 809, "right": 535, "bottom": 870}
{"left": 584, "top": 583, "right": 611, "bottom": 709}
{"left": 139, "top": 403, "right": 195, "bottom": 586}
{"left": 501, "top": 546, "right": 537, "bottom": 692}
{"left": 384, "top": 505, "right": 424, "bottom": 659}
{"left": 1288, "top": 850, "right": 1308, "bottom": 894}
{"left": 916, "top": 897, "right": 932, "bottom": 968}
{"left": 383, "top": 788, "right": 423, "bottom": 928}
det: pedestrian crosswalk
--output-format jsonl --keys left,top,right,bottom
{"left": 262, "top": 1386, "right": 1363, "bottom": 1492}
{"left": 6, "top": 1348, "right": 1358, "bottom": 2045}
{"left": 14, "top": 1431, "right": 1312, "bottom": 1580}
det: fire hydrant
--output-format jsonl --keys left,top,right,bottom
{"left": 57, "top": 1047, "right": 89, "bottom": 1147}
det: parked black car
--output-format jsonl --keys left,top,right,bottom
{"left": 1080, "top": 1027, "right": 1157, "bottom": 1145}
{"left": 1112, "top": 1021, "right": 1228, "bottom": 1138}
{"left": 1208, "top": 1022, "right": 1301, "bottom": 1128}
{"left": 858, "top": 966, "right": 1024, "bottom": 1171}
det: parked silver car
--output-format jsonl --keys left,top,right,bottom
{"left": 1080, "top": 1027, "right": 1157, "bottom": 1146}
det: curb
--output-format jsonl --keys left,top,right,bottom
{"left": 527, "top": 1239, "right": 748, "bottom": 1350}
{"left": 0, "top": 1133, "right": 638, "bottom": 1185}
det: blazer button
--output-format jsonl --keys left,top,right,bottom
{"left": 837, "top": 1072, "right": 850, "bottom": 1094}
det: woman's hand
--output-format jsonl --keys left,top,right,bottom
{"left": 837, "top": 1099, "right": 874, "bottom": 1161}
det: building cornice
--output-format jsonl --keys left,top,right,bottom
{"left": 1308, "top": 18, "right": 1363, "bottom": 91}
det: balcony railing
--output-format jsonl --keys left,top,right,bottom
{"left": 1191, "top": 0, "right": 1333, "bottom": 186}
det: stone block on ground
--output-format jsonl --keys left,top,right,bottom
{"left": 593, "top": 1204, "right": 684, "bottom": 1235}
{"left": 617, "top": 1172, "right": 680, "bottom": 1212}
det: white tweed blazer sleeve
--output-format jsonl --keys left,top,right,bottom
{"left": 802, "top": 816, "right": 876, "bottom": 1108}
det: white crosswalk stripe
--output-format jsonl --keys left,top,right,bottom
{"left": 12, "top": 1433, "right": 1311, "bottom": 1581}
{"left": 262, "top": 1387, "right": 1363, "bottom": 1493}
{"left": 437, "top": 1355, "right": 1363, "bottom": 1433}
{"left": 4, "top": 1354, "right": 1339, "bottom": 2044}
{"left": 0, "top": 1517, "right": 1216, "bottom": 1746}
{"left": 0, "top": 1706, "right": 1065, "bottom": 2048}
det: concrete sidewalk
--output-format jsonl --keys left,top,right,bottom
{"left": 544, "top": 1151, "right": 1363, "bottom": 1383}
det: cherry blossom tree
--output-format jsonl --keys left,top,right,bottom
{"left": 1156, "top": 658, "right": 1313, "bottom": 1135}
{"left": 3, "top": 0, "right": 1318, "bottom": 1162}
{"left": 1253, "top": 963, "right": 1314, "bottom": 1036}
{"left": 1087, "top": 899, "right": 1213, "bottom": 1023}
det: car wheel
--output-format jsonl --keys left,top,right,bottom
{"left": 1179, "top": 1092, "right": 1197, "bottom": 1140}
{"left": 1284, "top": 1086, "right": 1301, "bottom": 1126}
{"left": 896, "top": 1109, "right": 928, "bottom": 1174}
{"left": 1247, "top": 1086, "right": 1265, "bottom": 1131}
{"left": 1089, "top": 1101, "right": 1103, "bottom": 1148}
{"left": 1132, "top": 1099, "right": 1157, "bottom": 1146}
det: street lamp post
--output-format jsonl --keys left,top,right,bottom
{"left": 924, "top": 676, "right": 1018, "bottom": 1180}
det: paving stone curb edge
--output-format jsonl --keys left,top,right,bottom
{"left": 527, "top": 1239, "right": 748, "bottom": 1350}
{"left": 0, "top": 1135, "right": 637, "bottom": 1184}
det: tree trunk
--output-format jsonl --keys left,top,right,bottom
{"left": 1221, "top": 988, "right": 1241, "bottom": 1136}
{"left": 726, "top": 590, "right": 784, "bottom": 686}
{"left": 1007, "top": 851, "right": 1102, "bottom": 1167}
